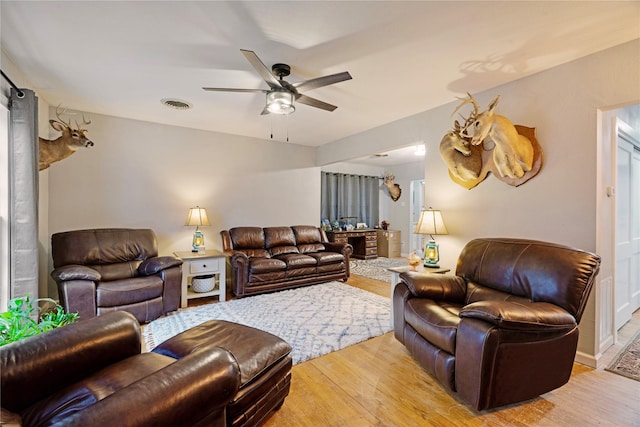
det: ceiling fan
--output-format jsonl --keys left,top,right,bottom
{"left": 203, "top": 49, "right": 352, "bottom": 115}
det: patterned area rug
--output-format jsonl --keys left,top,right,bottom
{"left": 606, "top": 330, "right": 640, "bottom": 382}
{"left": 143, "top": 282, "right": 391, "bottom": 364}
{"left": 350, "top": 257, "right": 407, "bottom": 282}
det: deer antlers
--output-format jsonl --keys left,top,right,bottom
{"left": 54, "top": 104, "right": 91, "bottom": 131}
{"left": 450, "top": 92, "right": 479, "bottom": 139}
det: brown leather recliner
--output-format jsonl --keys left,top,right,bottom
{"left": 0, "top": 311, "right": 240, "bottom": 427}
{"left": 393, "top": 238, "right": 601, "bottom": 411}
{"left": 51, "top": 228, "right": 183, "bottom": 323}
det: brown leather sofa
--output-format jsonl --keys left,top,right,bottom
{"left": 393, "top": 238, "right": 601, "bottom": 411}
{"left": 221, "top": 225, "right": 353, "bottom": 298}
{"left": 50, "top": 228, "right": 183, "bottom": 323}
{"left": 0, "top": 311, "right": 240, "bottom": 427}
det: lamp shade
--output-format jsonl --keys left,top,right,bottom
{"left": 414, "top": 208, "right": 448, "bottom": 237}
{"left": 184, "top": 206, "right": 211, "bottom": 227}
{"left": 266, "top": 91, "right": 295, "bottom": 114}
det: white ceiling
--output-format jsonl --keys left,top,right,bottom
{"left": 1, "top": 1, "right": 639, "bottom": 154}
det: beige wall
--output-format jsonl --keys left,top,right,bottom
{"left": 319, "top": 39, "right": 640, "bottom": 364}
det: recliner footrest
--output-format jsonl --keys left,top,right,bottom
{"left": 152, "top": 320, "right": 293, "bottom": 427}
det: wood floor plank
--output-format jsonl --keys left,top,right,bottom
{"left": 263, "top": 274, "right": 640, "bottom": 426}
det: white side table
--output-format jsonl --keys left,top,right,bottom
{"left": 387, "top": 265, "right": 450, "bottom": 328}
{"left": 174, "top": 250, "right": 227, "bottom": 308}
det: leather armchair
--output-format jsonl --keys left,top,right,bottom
{"left": 393, "top": 238, "right": 601, "bottom": 410}
{"left": 0, "top": 311, "right": 240, "bottom": 427}
{"left": 51, "top": 228, "right": 183, "bottom": 323}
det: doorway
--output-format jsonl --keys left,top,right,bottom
{"left": 614, "top": 118, "right": 640, "bottom": 330}
{"left": 409, "top": 179, "right": 425, "bottom": 255}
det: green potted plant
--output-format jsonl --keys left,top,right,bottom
{"left": 0, "top": 295, "right": 78, "bottom": 346}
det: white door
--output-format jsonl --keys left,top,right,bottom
{"left": 409, "top": 180, "right": 425, "bottom": 255}
{"left": 614, "top": 119, "right": 640, "bottom": 330}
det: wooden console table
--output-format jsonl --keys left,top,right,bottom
{"left": 326, "top": 229, "right": 377, "bottom": 259}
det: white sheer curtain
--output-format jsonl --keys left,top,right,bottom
{"left": 321, "top": 172, "right": 380, "bottom": 228}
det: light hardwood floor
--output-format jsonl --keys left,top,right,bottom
{"left": 260, "top": 274, "right": 640, "bottom": 427}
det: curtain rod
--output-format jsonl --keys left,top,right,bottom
{"left": 322, "top": 171, "right": 384, "bottom": 180}
{"left": 0, "top": 69, "right": 25, "bottom": 98}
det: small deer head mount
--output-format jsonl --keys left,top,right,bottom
{"left": 38, "top": 105, "right": 94, "bottom": 171}
{"left": 383, "top": 172, "right": 402, "bottom": 202}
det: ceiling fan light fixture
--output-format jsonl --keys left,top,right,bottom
{"left": 266, "top": 91, "right": 295, "bottom": 115}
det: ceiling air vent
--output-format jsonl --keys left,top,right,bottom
{"left": 161, "top": 98, "right": 192, "bottom": 110}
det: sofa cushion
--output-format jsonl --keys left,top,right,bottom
{"left": 239, "top": 249, "right": 271, "bottom": 258}
{"left": 270, "top": 246, "right": 300, "bottom": 256}
{"left": 292, "top": 225, "right": 323, "bottom": 244}
{"left": 20, "top": 353, "right": 175, "bottom": 427}
{"left": 97, "top": 276, "right": 164, "bottom": 307}
{"left": 264, "top": 227, "right": 297, "bottom": 248}
{"left": 298, "top": 243, "right": 325, "bottom": 254}
{"left": 405, "top": 299, "right": 462, "bottom": 355}
{"left": 274, "top": 253, "right": 317, "bottom": 269}
{"left": 307, "top": 252, "right": 344, "bottom": 265}
{"left": 230, "top": 227, "right": 266, "bottom": 250}
{"left": 249, "top": 257, "right": 287, "bottom": 274}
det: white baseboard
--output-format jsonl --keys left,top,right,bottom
{"left": 575, "top": 350, "right": 598, "bottom": 368}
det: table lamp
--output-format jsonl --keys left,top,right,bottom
{"left": 414, "top": 208, "right": 448, "bottom": 268}
{"left": 185, "top": 206, "right": 210, "bottom": 252}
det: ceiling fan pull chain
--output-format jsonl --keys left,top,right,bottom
{"left": 286, "top": 115, "right": 289, "bottom": 142}
{"left": 270, "top": 116, "right": 273, "bottom": 140}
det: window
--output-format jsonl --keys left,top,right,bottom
{"left": 320, "top": 172, "right": 379, "bottom": 229}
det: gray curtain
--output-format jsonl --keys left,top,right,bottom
{"left": 321, "top": 172, "right": 379, "bottom": 228}
{"left": 9, "top": 88, "right": 39, "bottom": 299}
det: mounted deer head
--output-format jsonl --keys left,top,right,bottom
{"left": 38, "top": 105, "right": 94, "bottom": 171}
{"left": 452, "top": 93, "right": 534, "bottom": 179}
{"left": 383, "top": 173, "right": 402, "bottom": 202}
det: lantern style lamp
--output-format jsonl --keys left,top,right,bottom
{"left": 185, "top": 206, "right": 211, "bottom": 252}
{"left": 414, "top": 208, "right": 448, "bottom": 268}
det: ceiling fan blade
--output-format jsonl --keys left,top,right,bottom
{"left": 202, "top": 87, "right": 268, "bottom": 93}
{"left": 296, "top": 94, "right": 338, "bottom": 112}
{"left": 293, "top": 71, "right": 352, "bottom": 92}
{"left": 241, "top": 49, "right": 282, "bottom": 89}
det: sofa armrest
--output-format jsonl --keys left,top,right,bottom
{"left": 399, "top": 271, "right": 466, "bottom": 302}
{"left": 138, "top": 256, "right": 183, "bottom": 276}
{"left": 323, "top": 242, "right": 353, "bottom": 256}
{"left": 0, "top": 311, "right": 140, "bottom": 413}
{"left": 229, "top": 251, "right": 250, "bottom": 297}
{"left": 51, "top": 265, "right": 101, "bottom": 282}
{"left": 460, "top": 300, "right": 577, "bottom": 331}
{"left": 60, "top": 346, "right": 241, "bottom": 427}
